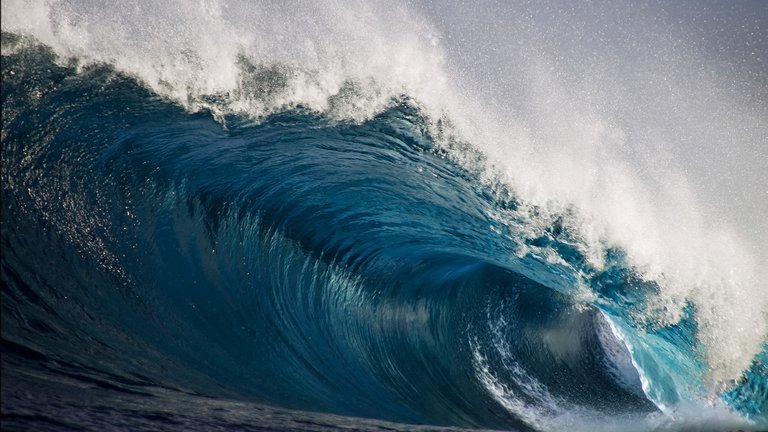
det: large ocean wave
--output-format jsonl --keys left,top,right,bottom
{"left": 2, "top": 1, "right": 767, "bottom": 431}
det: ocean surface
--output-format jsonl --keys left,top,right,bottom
{"left": 2, "top": 1, "right": 767, "bottom": 431}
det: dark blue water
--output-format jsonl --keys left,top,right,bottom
{"left": 1, "top": 35, "right": 766, "bottom": 431}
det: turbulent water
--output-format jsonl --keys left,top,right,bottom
{"left": 2, "top": 1, "right": 767, "bottom": 431}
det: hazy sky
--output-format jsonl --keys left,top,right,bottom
{"left": 411, "top": 0, "right": 768, "bottom": 249}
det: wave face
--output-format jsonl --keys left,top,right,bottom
{"left": 2, "top": 1, "right": 767, "bottom": 431}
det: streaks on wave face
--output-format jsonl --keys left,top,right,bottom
{"left": 0, "top": 37, "right": 763, "bottom": 432}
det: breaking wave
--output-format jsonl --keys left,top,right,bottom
{"left": 2, "top": 1, "right": 766, "bottom": 431}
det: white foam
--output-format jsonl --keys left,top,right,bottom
{"left": 471, "top": 312, "right": 652, "bottom": 432}
{"left": 2, "top": 0, "right": 766, "bottom": 392}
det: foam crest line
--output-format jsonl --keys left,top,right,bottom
{"left": 1, "top": 0, "right": 448, "bottom": 120}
